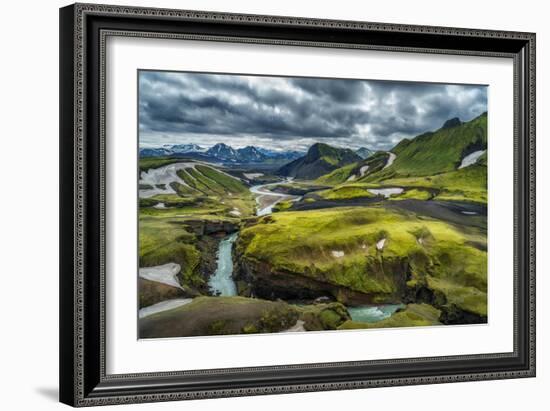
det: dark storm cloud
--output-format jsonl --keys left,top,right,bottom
{"left": 139, "top": 71, "right": 487, "bottom": 151}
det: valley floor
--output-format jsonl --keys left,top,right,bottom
{"left": 137, "top": 158, "right": 488, "bottom": 339}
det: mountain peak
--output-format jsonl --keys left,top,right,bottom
{"left": 279, "top": 143, "right": 361, "bottom": 179}
{"left": 356, "top": 146, "right": 374, "bottom": 159}
{"left": 240, "top": 145, "right": 260, "bottom": 152}
{"left": 308, "top": 142, "right": 329, "bottom": 152}
{"left": 441, "top": 117, "right": 462, "bottom": 129}
{"left": 212, "top": 142, "right": 231, "bottom": 149}
{"left": 206, "top": 143, "right": 238, "bottom": 160}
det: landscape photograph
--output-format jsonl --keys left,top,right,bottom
{"left": 137, "top": 70, "right": 488, "bottom": 339}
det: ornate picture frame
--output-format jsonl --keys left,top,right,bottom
{"left": 59, "top": 3, "right": 535, "bottom": 407}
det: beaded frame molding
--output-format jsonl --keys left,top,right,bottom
{"left": 59, "top": 3, "right": 535, "bottom": 407}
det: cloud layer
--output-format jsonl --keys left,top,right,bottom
{"left": 139, "top": 71, "right": 487, "bottom": 151}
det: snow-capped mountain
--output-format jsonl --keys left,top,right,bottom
{"left": 139, "top": 142, "right": 304, "bottom": 164}
{"left": 139, "top": 147, "right": 173, "bottom": 157}
{"left": 236, "top": 146, "right": 267, "bottom": 162}
{"left": 206, "top": 143, "right": 239, "bottom": 161}
{"left": 256, "top": 147, "right": 305, "bottom": 160}
{"left": 170, "top": 143, "right": 206, "bottom": 153}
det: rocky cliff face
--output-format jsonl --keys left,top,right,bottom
{"left": 235, "top": 251, "right": 410, "bottom": 306}
{"left": 235, "top": 238, "right": 487, "bottom": 327}
{"left": 184, "top": 219, "right": 240, "bottom": 236}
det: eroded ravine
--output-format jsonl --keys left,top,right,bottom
{"left": 207, "top": 232, "right": 239, "bottom": 296}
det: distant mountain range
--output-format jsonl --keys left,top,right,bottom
{"left": 139, "top": 140, "right": 377, "bottom": 171}
{"left": 139, "top": 143, "right": 304, "bottom": 164}
{"left": 278, "top": 143, "right": 363, "bottom": 179}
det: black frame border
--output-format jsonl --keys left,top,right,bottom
{"left": 60, "top": 3, "right": 536, "bottom": 407}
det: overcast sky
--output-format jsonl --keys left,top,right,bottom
{"left": 139, "top": 71, "right": 487, "bottom": 152}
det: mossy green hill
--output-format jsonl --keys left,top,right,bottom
{"left": 278, "top": 143, "right": 362, "bottom": 179}
{"left": 139, "top": 296, "right": 352, "bottom": 337}
{"left": 311, "top": 113, "right": 488, "bottom": 204}
{"left": 139, "top": 157, "right": 182, "bottom": 172}
{"left": 315, "top": 113, "right": 486, "bottom": 187}
{"left": 316, "top": 151, "right": 390, "bottom": 185}
{"left": 236, "top": 206, "right": 487, "bottom": 318}
{"left": 139, "top": 161, "right": 256, "bottom": 298}
{"left": 371, "top": 112, "right": 487, "bottom": 180}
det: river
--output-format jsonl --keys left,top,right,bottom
{"left": 207, "top": 232, "right": 239, "bottom": 296}
{"left": 207, "top": 181, "right": 292, "bottom": 295}
{"left": 140, "top": 177, "right": 407, "bottom": 325}
{"left": 347, "top": 304, "right": 404, "bottom": 322}
{"left": 250, "top": 180, "right": 298, "bottom": 216}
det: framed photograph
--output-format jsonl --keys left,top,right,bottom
{"left": 59, "top": 3, "right": 536, "bottom": 407}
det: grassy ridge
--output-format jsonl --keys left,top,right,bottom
{"left": 390, "top": 188, "right": 433, "bottom": 201}
{"left": 365, "top": 112, "right": 487, "bottom": 181}
{"left": 176, "top": 169, "right": 211, "bottom": 193}
{"left": 310, "top": 113, "right": 488, "bottom": 204}
{"left": 315, "top": 162, "right": 358, "bottom": 185}
{"left": 139, "top": 296, "right": 352, "bottom": 337}
{"left": 139, "top": 215, "right": 203, "bottom": 288}
{"left": 140, "top": 296, "right": 298, "bottom": 338}
{"left": 382, "top": 164, "right": 487, "bottom": 204}
{"left": 316, "top": 151, "right": 389, "bottom": 186}
{"left": 196, "top": 165, "right": 249, "bottom": 194}
{"left": 139, "top": 157, "right": 182, "bottom": 172}
{"left": 139, "top": 161, "right": 256, "bottom": 297}
{"left": 315, "top": 185, "right": 376, "bottom": 200}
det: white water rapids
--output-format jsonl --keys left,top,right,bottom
{"left": 208, "top": 232, "right": 239, "bottom": 296}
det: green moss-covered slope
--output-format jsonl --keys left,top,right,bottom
{"left": 278, "top": 143, "right": 362, "bottom": 179}
{"left": 366, "top": 112, "right": 487, "bottom": 181}
{"left": 139, "top": 296, "right": 299, "bottom": 338}
{"left": 236, "top": 206, "right": 487, "bottom": 317}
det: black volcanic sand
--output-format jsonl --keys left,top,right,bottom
{"left": 387, "top": 199, "right": 487, "bottom": 229}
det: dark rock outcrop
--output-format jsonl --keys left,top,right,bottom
{"left": 139, "top": 278, "right": 193, "bottom": 308}
{"left": 299, "top": 302, "right": 351, "bottom": 330}
{"left": 441, "top": 117, "right": 462, "bottom": 129}
{"left": 235, "top": 255, "right": 409, "bottom": 306}
{"left": 439, "top": 304, "right": 487, "bottom": 325}
{"left": 184, "top": 219, "right": 239, "bottom": 236}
